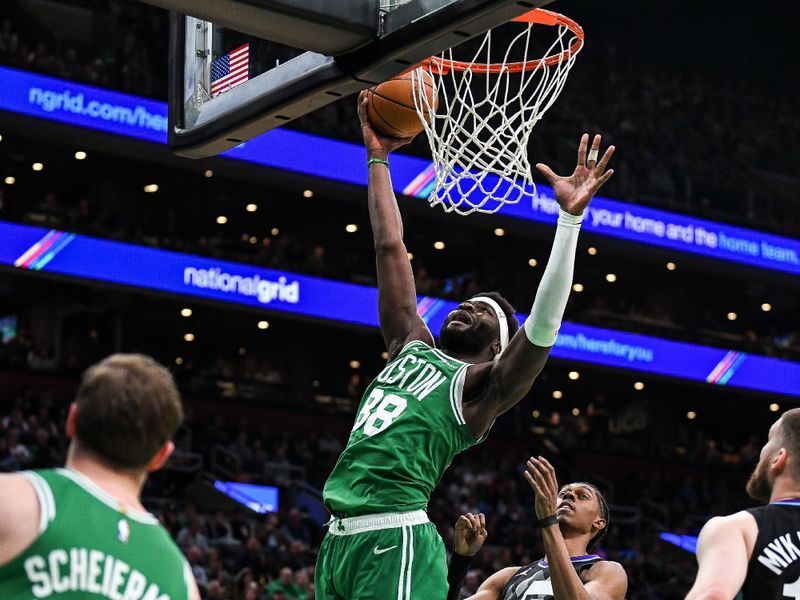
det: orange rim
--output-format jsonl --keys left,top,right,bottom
{"left": 417, "top": 8, "right": 583, "bottom": 75}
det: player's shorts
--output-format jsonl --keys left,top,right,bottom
{"left": 315, "top": 510, "right": 447, "bottom": 600}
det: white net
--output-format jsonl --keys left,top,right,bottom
{"left": 411, "top": 11, "right": 582, "bottom": 215}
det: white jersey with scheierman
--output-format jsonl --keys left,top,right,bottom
{"left": 323, "top": 340, "right": 483, "bottom": 516}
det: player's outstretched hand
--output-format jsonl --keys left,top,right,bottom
{"left": 535, "top": 133, "right": 615, "bottom": 216}
{"left": 453, "top": 512, "right": 488, "bottom": 557}
{"left": 524, "top": 456, "right": 560, "bottom": 521}
{"left": 357, "top": 90, "right": 416, "bottom": 160}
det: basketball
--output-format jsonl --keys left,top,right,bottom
{"left": 366, "top": 68, "right": 438, "bottom": 138}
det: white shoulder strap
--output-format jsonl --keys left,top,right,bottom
{"left": 19, "top": 471, "right": 56, "bottom": 534}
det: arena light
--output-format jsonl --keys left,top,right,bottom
{"left": 552, "top": 390, "right": 563, "bottom": 399}
{"left": 572, "top": 408, "right": 580, "bottom": 416}
{"left": 303, "top": 189, "right": 314, "bottom": 198}
{"left": 180, "top": 308, "right": 192, "bottom": 317}
{"left": 0, "top": 134, "right": 3, "bottom": 142}
{"left": 4, "top": 176, "right": 14, "bottom": 185}
{"left": 572, "top": 283, "right": 584, "bottom": 293}
{"left": 434, "top": 241, "right": 445, "bottom": 250}
{"left": 183, "top": 333, "right": 195, "bottom": 342}
{"left": 532, "top": 410, "right": 540, "bottom": 418}
{"left": 605, "top": 273, "right": 617, "bottom": 283}
{"left": 345, "top": 224, "right": 358, "bottom": 233}
{"left": 666, "top": 262, "right": 677, "bottom": 271}
{"left": 687, "top": 411, "right": 697, "bottom": 420}
{"left": 216, "top": 215, "right": 228, "bottom": 224}
{"left": 238, "top": 347, "right": 247, "bottom": 356}
{"left": 271, "top": 227, "right": 280, "bottom": 235}
{"left": 528, "top": 258, "right": 538, "bottom": 267}
{"left": 249, "top": 236, "right": 258, "bottom": 244}
{"left": 32, "top": 162, "right": 43, "bottom": 171}
{"left": 258, "top": 320, "right": 269, "bottom": 330}
{"left": 770, "top": 403, "right": 780, "bottom": 412}
{"left": 587, "top": 247, "right": 597, "bottom": 255}
{"left": 246, "top": 203, "right": 258, "bottom": 212}
{"left": 143, "top": 184, "right": 158, "bottom": 193}
{"left": 761, "top": 303, "right": 772, "bottom": 312}
{"left": 634, "top": 381, "right": 645, "bottom": 391}
{"left": 407, "top": 252, "right": 414, "bottom": 261}
{"left": 381, "top": 351, "right": 389, "bottom": 360}
{"left": 204, "top": 169, "right": 214, "bottom": 178}
{"left": 494, "top": 228, "right": 505, "bottom": 237}
{"left": 568, "top": 371, "right": 580, "bottom": 380}
{"left": 74, "top": 151, "right": 87, "bottom": 160}
{"left": 349, "top": 360, "right": 361, "bottom": 369}
{"left": 175, "top": 357, "right": 183, "bottom": 365}
{"left": 727, "top": 312, "right": 737, "bottom": 321}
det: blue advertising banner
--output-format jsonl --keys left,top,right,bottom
{"left": 1, "top": 66, "right": 798, "bottom": 276}
{"left": 0, "top": 220, "right": 796, "bottom": 397}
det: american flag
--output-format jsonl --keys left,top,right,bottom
{"left": 210, "top": 43, "right": 249, "bottom": 98}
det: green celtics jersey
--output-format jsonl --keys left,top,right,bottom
{"left": 0, "top": 468, "right": 191, "bottom": 600}
{"left": 324, "top": 340, "right": 482, "bottom": 515}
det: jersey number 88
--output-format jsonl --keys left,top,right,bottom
{"left": 352, "top": 388, "right": 408, "bottom": 437}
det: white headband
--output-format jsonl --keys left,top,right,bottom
{"left": 470, "top": 296, "right": 509, "bottom": 355}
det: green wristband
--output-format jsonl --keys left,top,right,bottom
{"left": 367, "top": 157, "right": 390, "bottom": 168}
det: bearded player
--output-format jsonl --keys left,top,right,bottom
{"left": 0, "top": 354, "right": 200, "bottom": 599}
{"left": 447, "top": 457, "right": 627, "bottom": 600}
{"left": 314, "top": 91, "right": 615, "bottom": 600}
{"left": 686, "top": 409, "right": 800, "bottom": 599}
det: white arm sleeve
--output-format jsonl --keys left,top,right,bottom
{"left": 524, "top": 209, "right": 582, "bottom": 347}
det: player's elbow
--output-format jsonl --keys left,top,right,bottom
{"left": 374, "top": 239, "right": 406, "bottom": 254}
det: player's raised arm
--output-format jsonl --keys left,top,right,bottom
{"left": 464, "top": 134, "right": 614, "bottom": 435}
{"left": 357, "top": 91, "right": 434, "bottom": 357}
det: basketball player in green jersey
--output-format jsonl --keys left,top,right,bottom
{"left": 314, "top": 91, "right": 615, "bottom": 600}
{"left": 0, "top": 354, "right": 200, "bottom": 600}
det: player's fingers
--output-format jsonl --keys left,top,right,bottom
{"left": 478, "top": 513, "right": 486, "bottom": 530}
{"left": 539, "top": 457, "right": 559, "bottom": 494}
{"left": 594, "top": 145, "right": 615, "bottom": 175}
{"left": 587, "top": 134, "right": 601, "bottom": 166}
{"left": 592, "top": 169, "right": 615, "bottom": 193}
{"left": 576, "top": 133, "right": 589, "bottom": 166}
{"left": 523, "top": 469, "right": 542, "bottom": 495}
{"left": 357, "top": 93, "right": 369, "bottom": 122}
{"left": 535, "top": 163, "right": 558, "bottom": 185}
{"left": 526, "top": 459, "right": 546, "bottom": 488}
{"left": 529, "top": 458, "right": 552, "bottom": 490}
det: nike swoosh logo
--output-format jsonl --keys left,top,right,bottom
{"left": 373, "top": 545, "right": 398, "bottom": 555}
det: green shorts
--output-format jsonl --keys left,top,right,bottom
{"left": 314, "top": 510, "right": 447, "bottom": 600}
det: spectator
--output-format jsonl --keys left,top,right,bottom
{"left": 177, "top": 518, "right": 210, "bottom": 554}
{"left": 264, "top": 567, "right": 301, "bottom": 600}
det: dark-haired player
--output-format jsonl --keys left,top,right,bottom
{"left": 0, "top": 354, "right": 200, "bottom": 599}
{"left": 448, "top": 457, "right": 627, "bottom": 600}
{"left": 314, "top": 91, "right": 616, "bottom": 599}
{"left": 687, "top": 408, "right": 800, "bottom": 599}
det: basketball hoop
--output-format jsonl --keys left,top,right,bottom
{"left": 409, "top": 9, "right": 584, "bottom": 215}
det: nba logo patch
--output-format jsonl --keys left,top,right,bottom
{"left": 117, "top": 519, "right": 130, "bottom": 544}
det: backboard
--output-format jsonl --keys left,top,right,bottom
{"left": 138, "top": 0, "right": 553, "bottom": 158}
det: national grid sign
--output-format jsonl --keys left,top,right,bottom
{"left": 0, "top": 220, "right": 797, "bottom": 397}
